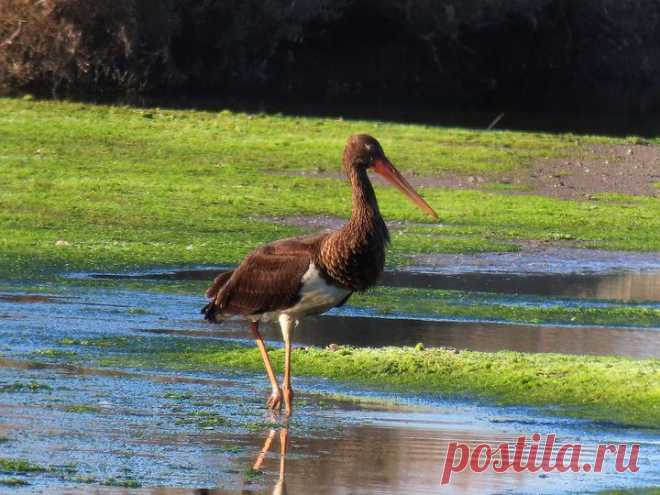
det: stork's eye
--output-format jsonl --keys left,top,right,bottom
{"left": 364, "top": 143, "right": 373, "bottom": 152}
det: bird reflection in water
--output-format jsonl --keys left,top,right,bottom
{"left": 249, "top": 427, "right": 288, "bottom": 495}
{"left": 189, "top": 426, "right": 288, "bottom": 495}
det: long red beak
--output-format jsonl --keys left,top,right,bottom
{"left": 372, "top": 159, "right": 438, "bottom": 219}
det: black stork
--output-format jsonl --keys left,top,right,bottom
{"left": 202, "top": 134, "right": 438, "bottom": 415}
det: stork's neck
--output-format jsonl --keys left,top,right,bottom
{"left": 317, "top": 167, "right": 389, "bottom": 291}
{"left": 349, "top": 168, "right": 378, "bottom": 229}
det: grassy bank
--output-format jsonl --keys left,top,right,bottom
{"left": 2, "top": 98, "right": 660, "bottom": 279}
{"left": 75, "top": 336, "right": 660, "bottom": 429}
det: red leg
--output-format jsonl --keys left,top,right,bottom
{"left": 250, "top": 321, "right": 282, "bottom": 410}
{"left": 279, "top": 315, "right": 295, "bottom": 416}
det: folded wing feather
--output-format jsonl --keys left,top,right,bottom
{"left": 208, "top": 234, "right": 328, "bottom": 317}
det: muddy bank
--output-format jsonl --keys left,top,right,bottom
{"left": 277, "top": 143, "right": 660, "bottom": 200}
{"left": 525, "top": 144, "right": 660, "bottom": 200}
{"left": 408, "top": 143, "right": 660, "bottom": 200}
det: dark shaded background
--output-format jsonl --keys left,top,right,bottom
{"left": 2, "top": 0, "right": 659, "bottom": 118}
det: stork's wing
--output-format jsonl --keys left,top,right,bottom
{"left": 204, "top": 234, "right": 328, "bottom": 318}
{"left": 206, "top": 270, "right": 234, "bottom": 299}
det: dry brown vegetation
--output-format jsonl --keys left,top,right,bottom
{"left": 0, "top": 0, "right": 175, "bottom": 94}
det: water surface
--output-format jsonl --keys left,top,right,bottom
{"left": 1, "top": 256, "right": 659, "bottom": 493}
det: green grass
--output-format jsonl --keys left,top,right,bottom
{"left": 32, "top": 349, "right": 78, "bottom": 358}
{"left": 101, "top": 477, "right": 141, "bottom": 488}
{"left": 0, "top": 458, "right": 46, "bottom": 474}
{"left": 62, "top": 404, "right": 102, "bottom": 414}
{"left": 69, "top": 475, "right": 97, "bottom": 484}
{"left": 57, "top": 337, "right": 129, "bottom": 347}
{"left": 175, "top": 410, "right": 230, "bottom": 429}
{"left": 353, "top": 287, "right": 660, "bottom": 327}
{"left": 1, "top": 98, "right": 658, "bottom": 280}
{"left": 82, "top": 336, "right": 660, "bottom": 429}
{"left": 163, "top": 391, "right": 194, "bottom": 400}
{"left": 243, "top": 468, "right": 264, "bottom": 482}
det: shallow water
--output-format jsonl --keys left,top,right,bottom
{"left": 233, "top": 315, "right": 660, "bottom": 358}
{"left": 76, "top": 258, "right": 660, "bottom": 358}
{"left": 2, "top": 284, "right": 658, "bottom": 358}
{"left": 383, "top": 270, "right": 660, "bottom": 302}
{"left": 132, "top": 311, "right": 660, "bottom": 359}
{"left": 1, "top": 257, "right": 659, "bottom": 493}
{"left": 87, "top": 248, "right": 660, "bottom": 302}
{"left": 0, "top": 332, "right": 658, "bottom": 495}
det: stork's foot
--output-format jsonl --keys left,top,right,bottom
{"left": 267, "top": 388, "right": 283, "bottom": 411}
{"left": 283, "top": 386, "right": 294, "bottom": 416}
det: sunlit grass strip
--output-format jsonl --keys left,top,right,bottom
{"left": 1, "top": 98, "right": 659, "bottom": 280}
{"left": 93, "top": 338, "right": 660, "bottom": 429}
{"left": 0, "top": 458, "right": 46, "bottom": 474}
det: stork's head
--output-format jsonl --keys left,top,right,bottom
{"left": 343, "top": 134, "right": 438, "bottom": 219}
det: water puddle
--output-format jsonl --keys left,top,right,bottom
{"left": 1, "top": 282, "right": 658, "bottom": 358}
{"left": 382, "top": 270, "right": 660, "bottom": 302}
{"left": 0, "top": 357, "right": 658, "bottom": 495}
{"left": 1, "top": 252, "right": 659, "bottom": 493}
{"left": 413, "top": 248, "right": 660, "bottom": 274}
{"left": 62, "top": 254, "right": 660, "bottom": 359}
{"left": 183, "top": 315, "right": 660, "bottom": 359}
{"left": 84, "top": 255, "right": 660, "bottom": 302}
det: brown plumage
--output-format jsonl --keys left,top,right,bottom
{"left": 203, "top": 234, "right": 325, "bottom": 318}
{"left": 202, "top": 134, "right": 437, "bottom": 415}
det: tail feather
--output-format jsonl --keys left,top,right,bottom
{"left": 202, "top": 270, "right": 234, "bottom": 323}
{"left": 201, "top": 301, "right": 218, "bottom": 322}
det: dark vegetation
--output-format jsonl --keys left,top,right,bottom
{"left": 2, "top": 0, "right": 660, "bottom": 113}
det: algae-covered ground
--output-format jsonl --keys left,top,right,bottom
{"left": 2, "top": 97, "right": 660, "bottom": 281}
{"left": 81, "top": 334, "right": 659, "bottom": 429}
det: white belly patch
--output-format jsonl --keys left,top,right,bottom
{"left": 285, "top": 263, "right": 350, "bottom": 317}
